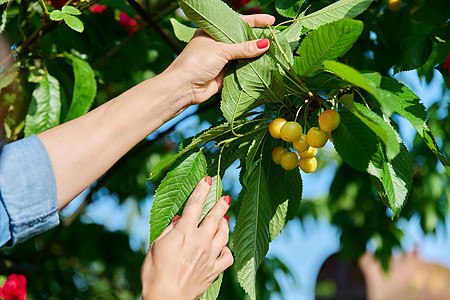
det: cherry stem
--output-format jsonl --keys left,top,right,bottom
{"left": 354, "top": 89, "right": 371, "bottom": 109}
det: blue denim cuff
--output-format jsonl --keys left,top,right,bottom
{"left": 0, "top": 198, "right": 11, "bottom": 247}
{"left": 0, "top": 135, "right": 59, "bottom": 247}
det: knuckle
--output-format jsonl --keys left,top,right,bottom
{"left": 189, "top": 185, "right": 204, "bottom": 204}
{"left": 227, "top": 254, "right": 234, "bottom": 267}
{"left": 224, "top": 249, "right": 234, "bottom": 266}
{"left": 205, "top": 213, "right": 221, "bottom": 224}
{"left": 222, "top": 230, "right": 229, "bottom": 244}
{"left": 241, "top": 42, "right": 252, "bottom": 57}
{"left": 219, "top": 47, "right": 233, "bottom": 61}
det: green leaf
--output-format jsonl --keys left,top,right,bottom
{"left": 325, "top": 65, "right": 449, "bottom": 173}
{"left": 408, "top": 0, "right": 450, "bottom": 26}
{"left": 231, "top": 29, "right": 288, "bottom": 107}
{"left": 178, "top": 0, "right": 252, "bottom": 44}
{"left": 62, "top": 5, "right": 81, "bottom": 15}
{"left": 323, "top": 60, "right": 399, "bottom": 116}
{"left": 150, "top": 121, "right": 246, "bottom": 178}
{"left": 170, "top": 18, "right": 196, "bottom": 43}
{"left": 234, "top": 163, "right": 272, "bottom": 300}
{"left": 343, "top": 100, "right": 400, "bottom": 161}
{"left": 0, "top": 0, "right": 8, "bottom": 5}
{"left": 275, "top": 0, "right": 305, "bottom": 19}
{"left": 244, "top": 130, "right": 268, "bottom": 184}
{"left": 150, "top": 154, "right": 179, "bottom": 179}
{"left": 149, "top": 151, "right": 207, "bottom": 243}
{"left": 294, "top": 19, "right": 363, "bottom": 77}
{"left": 183, "top": 121, "right": 244, "bottom": 151}
{"left": 50, "top": 10, "right": 65, "bottom": 21}
{"left": 63, "top": 15, "right": 84, "bottom": 32}
{"left": 259, "top": 0, "right": 274, "bottom": 5}
{"left": 199, "top": 175, "right": 223, "bottom": 223}
{"left": 199, "top": 175, "right": 223, "bottom": 300}
{"left": 0, "top": 65, "right": 18, "bottom": 92}
{"left": 199, "top": 273, "right": 223, "bottom": 300}
{"left": 221, "top": 69, "right": 259, "bottom": 123}
{"left": 333, "top": 108, "right": 412, "bottom": 213}
{"left": 377, "top": 144, "right": 412, "bottom": 214}
{"left": 305, "top": 73, "right": 348, "bottom": 91}
{"left": 295, "top": 0, "right": 372, "bottom": 30}
{"left": 365, "top": 75, "right": 450, "bottom": 175}
{"left": 25, "top": 73, "right": 61, "bottom": 137}
{"left": 333, "top": 107, "right": 384, "bottom": 173}
{"left": 255, "top": 27, "right": 293, "bottom": 66}
{"left": 263, "top": 138, "right": 302, "bottom": 223}
{"left": 283, "top": 19, "right": 304, "bottom": 49}
{"left": 199, "top": 176, "right": 223, "bottom": 300}
{"left": 393, "top": 34, "right": 432, "bottom": 73}
{"left": 207, "top": 133, "right": 258, "bottom": 178}
{"left": 64, "top": 55, "right": 97, "bottom": 122}
{"left": 235, "top": 45, "right": 286, "bottom": 104}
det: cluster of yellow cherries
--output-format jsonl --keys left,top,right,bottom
{"left": 269, "top": 109, "right": 340, "bottom": 173}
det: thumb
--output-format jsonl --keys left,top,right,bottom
{"left": 223, "top": 38, "right": 270, "bottom": 61}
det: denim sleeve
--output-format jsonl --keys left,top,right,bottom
{"left": 0, "top": 135, "right": 59, "bottom": 248}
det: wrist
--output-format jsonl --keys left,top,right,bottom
{"left": 157, "top": 68, "right": 195, "bottom": 109}
{"left": 142, "top": 282, "right": 183, "bottom": 300}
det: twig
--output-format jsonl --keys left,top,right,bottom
{"left": 126, "top": 0, "right": 181, "bottom": 55}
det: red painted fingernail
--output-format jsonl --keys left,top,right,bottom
{"left": 224, "top": 195, "right": 231, "bottom": 205}
{"left": 171, "top": 215, "right": 180, "bottom": 223}
{"left": 256, "top": 38, "right": 269, "bottom": 49}
{"left": 204, "top": 176, "right": 212, "bottom": 186}
{"left": 224, "top": 215, "right": 229, "bottom": 222}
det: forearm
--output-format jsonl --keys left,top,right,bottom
{"left": 38, "top": 71, "right": 191, "bottom": 209}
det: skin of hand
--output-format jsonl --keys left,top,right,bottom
{"left": 38, "top": 14, "right": 275, "bottom": 209}
{"left": 141, "top": 177, "right": 233, "bottom": 300}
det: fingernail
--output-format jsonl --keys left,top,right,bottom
{"left": 204, "top": 176, "right": 212, "bottom": 186}
{"left": 256, "top": 38, "right": 269, "bottom": 49}
{"left": 224, "top": 215, "right": 229, "bottom": 222}
{"left": 171, "top": 215, "right": 180, "bottom": 223}
{"left": 224, "top": 195, "right": 231, "bottom": 205}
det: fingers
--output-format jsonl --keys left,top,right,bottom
{"left": 180, "top": 176, "right": 213, "bottom": 226}
{"left": 211, "top": 217, "right": 230, "bottom": 257}
{"left": 215, "top": 68, "right": 227, "bottom": 91}
{"left": 240, "top": 14, "right": 276, "bottom": 27}
{"left": 199, "top": 195, "right": 231, "bottom": 237}
{"left": 222, "top": 38, "right": 270, "bottom": 60}
{"left": 213, "top": 246, "right": 234, "bottom": 275}
{"left": 156, "top": 215, "right": 179, "bottom": 240}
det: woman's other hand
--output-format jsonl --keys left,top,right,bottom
{"left": 164, "top": 14, "right": 276, "bottom": 106}
{"left": 141, "top": 177, "right": 233, "bottom": 300}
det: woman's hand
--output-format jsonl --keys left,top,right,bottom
{"left": 141, "top": 177, "right": 233, "bottom": 300}
{"left": 163, "top": 14, "right": 276, "bottom": 106}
